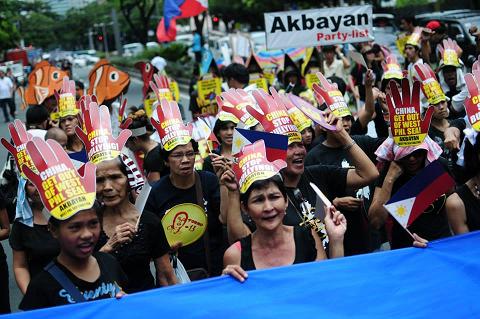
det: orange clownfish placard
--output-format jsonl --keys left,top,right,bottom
{"left": 87, "top": 59, "right": 130, "bottom": 104}
{"left": 25, "top": 61, "right": 67, "bottom": 105}
{"left": 387, "top": 79, "right": 433, "bottom": 147}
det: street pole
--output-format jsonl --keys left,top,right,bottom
{"left": 111, "top": 9, "right": 123, "bottom": 56}
{"left": 88, "top": 28, "right": 94, "bottom": 51}
{"left": 102, "top": 23, "right": 109, "bottom": 58}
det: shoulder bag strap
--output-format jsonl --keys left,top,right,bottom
{"left": 194, "top": 171, "right": 212, "bottom": 276}
{"left": 44, "top": 261, "right": 87, "bottom": 303}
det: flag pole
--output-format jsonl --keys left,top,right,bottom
{"left": 403, "top": 226, "right": 416, "bottom": 241}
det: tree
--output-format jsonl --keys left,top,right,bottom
{"left": 117, "top": 0, "right": 157, "bottom": 44}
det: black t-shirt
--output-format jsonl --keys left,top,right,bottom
{"left": 350, "top": 102, "right": 389, "bottom": 138}
{"left": 455, "top": 184, "right": 480, "bottom": 232}
{"left": 99, "top": 211, "right": 170, "bottom": 293}
{"left": 239, "top": 226, "right": 316, "bottom": 271}
{"left": 145, "top": 171, "right": 225, "bottom": 276}
{"left": 9, "top": 222, "right": 60, "bottom": 277}
{"left": 304, "top": 135, "right": 384, "bottom": 255}
{"left": 376, "top": 159, "right": 452, "bottom": 249}
{"left": 19, "top": 252, "right": 127, "bottom": 311}
{"left": 143, "top": 145, "right": 168, "bottom": 176}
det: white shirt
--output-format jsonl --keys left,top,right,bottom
{"left": 323, "top": 59, "right": 347, "bottom": 82}
{"left": 0, "top": 77, "right": 13, "bottom": 99}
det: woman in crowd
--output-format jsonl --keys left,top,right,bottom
{"left": 97, "top": 156, "right": 176, "bottom": 292}
{"left": 446, "top": 133, "right": 480, "bottom": 234}
{"left": 10, "top": 180, "right": 60, "bottom": 294}
{"left": 203, "top": 117, "right": 236, "bottom": 173}
{"left": 368, "top": 137, "right": 452, "bottom": 249}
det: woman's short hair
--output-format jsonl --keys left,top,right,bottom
{"left": 240, "top": 175, "right": 287, "bottom": 205}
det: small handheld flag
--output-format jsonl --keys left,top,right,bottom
{"left": 384, "top": 160, "right": 455, "bottom": 235}
{"left": 232, "top": 128, "right": 288, "bottom": 162}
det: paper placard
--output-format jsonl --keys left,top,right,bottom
{"left": 197, "top": 77, "right": 222, "bottom": 115}
{"left": 161, "top": 203, "right": 207, "bottom": 247}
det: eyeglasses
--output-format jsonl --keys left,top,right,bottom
{"left": 169, "top": 151, "right": 196, "bottom": 160}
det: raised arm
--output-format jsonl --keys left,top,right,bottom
{"left": 445, "top": 192, "right": 470, "bottom": 235}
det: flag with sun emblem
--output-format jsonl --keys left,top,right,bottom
{"left": 232, "top": 128, "right": 288, "bottom": 162}
{"left": 384, "top": 160, "right": 455, "bottom": 229}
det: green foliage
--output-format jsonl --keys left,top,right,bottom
{"left": 138, "top": 43, "right": 188, "bottom": 62}
{"left": 396, "top": 0, "right": 430, "bottom": 8}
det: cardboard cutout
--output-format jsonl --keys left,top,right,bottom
{"left": 382, "top": 55, "right": 404, "bottom": 80}
{"left": 288, "top": 94, "right": 337, "bottom": 131}
{"left": 161, "top": 203, "right": 207, "bottom": 247}
{"left": 301, "top": 47, "right": 323, "bottom": 89}
{"left": 437, "top": 38, "right": 461, "bottom": 68}
{"left": 233, "top": 140, "right": 287, "bottom": 194}
{"left": 75, "top": 103, "right": 131, "bottom": 164}
{"left": 25, "top": 61, "right": 67, "bottom": 105}
{"left": 387, "top": 79, "right": 434, "bottom": 147}
{"left": 87, "top": 59, "right": 130, "bottom": 104}
{"left": 217, "top": 89, "right": 259, "bottom": 128}
{"left": 22, "top": 138, "right": 96, "bottom": 220}
{"left": 1, "top": 120, "right": 36, "bottom": 178}
{"left": 269, "top": 88, "right": 312, "bottom": 133}
{"left": 464, "top": 69, "right": 480, "bottom": 131}
{"left": 312, "top": 71, "right": 351, "bottom": 117}
{"left": 196, "top": 74, "right": 222, "bottom": 116}
{"left": 406, "top": 27, "right": 423, "bottom": 48}
{"left": 54, "top": 76, "right": 79, "bottom": 119}
{"left": 150, "top": 99, "right": 193, "bottom": 151}
{"left": 414, "top": 63, "right": 447, "bottom": 105}
{"left": 134, "top": 61, "right": 157, "bottom": 99}
{"left": 247, "top": 89, "right": 302, "bottom": 144}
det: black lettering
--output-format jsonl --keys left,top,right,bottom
{"left": 270, "top": 17, "right": 286, "bottom": 33}
{"left": 329, "top": 15, "right": 341, "bottom": 32}
{"left": 316, "top": 17, "right": 328, "bottom": 29}
{"left": 287, "top": 16, "right": 300, "bottom": 31}
{"left": 344, "top": 15, "right": 355, "bottom": 26}
{"left": 357, "top": 13, "right": 368, "bottom": 26}
{"left": 302, "top": 14, "right": 314, "bottom": 30}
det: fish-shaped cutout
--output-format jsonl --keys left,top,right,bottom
{"left": 25, "top": 61, "right": 67, "bottom": 105}
{"left": 87, "top": 59, "right": 130, "bottom": 104}
{"left": 135, "top": 61, "right": 157, "bottom": 99}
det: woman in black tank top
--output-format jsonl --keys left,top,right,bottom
{"left": 221, "top": 174, "right": 347, "bottom": 282}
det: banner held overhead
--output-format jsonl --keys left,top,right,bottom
{"left": 264, "top": 5, "right": 374, "bottom": 50}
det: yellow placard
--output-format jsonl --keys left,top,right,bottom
{"left": 288, "top": 108, "right": 312, "bottom": 132}
{"left": 197, "top": 77, "right": 222, "bottom": 115}
{"left": 467, "top": 95, "right": 480, "bottom": 131}
{"left": 263, "top": 71, "right": 276, "bottom": 85}
{"left": 328, "top": 90, "right": 351, "bottom": 117}
{"left": 422, "top": 79, "right": 446, "bottom": 105}
{"left": 396, "top": 36, "right": 408, "bottom": 56}
{"left": 144, "top": 98, "right": 156, "bottom": 117}
{"left": 161, "top": 203, "right": 207, "bottom": 247}
{"left": 58, "top": 94, "right": 79, "bottom": 118}
{"left": 86, "top": 128, "right": 121, "bottom": 164}
{"left": 391, "top": 110, "right": 426, "bottom": 147}
{"left": 443, "top": 49, "right": 460, "bottom": 67}
{"left": 249, "top": 73, "right": 268, "bottom": 91}
{"left": 305, "top": 73, "right": 320, "bottom": 89}
{"left": 170, "top": 81, "right": 180, "bottom": 101}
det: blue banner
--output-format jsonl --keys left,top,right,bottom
{"left": 5, "top": 232, "right": 480, "bottom": 318}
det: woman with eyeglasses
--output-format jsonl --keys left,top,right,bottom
{"left": 369, "top": 138, "right": 452, "bottom": 249}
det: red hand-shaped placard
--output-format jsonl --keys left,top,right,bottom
{"left": 437, "top": 38, "right": 461, "bottom": 67}
{"left": 217, "top": 89, "right": 258, "bottom": 128}
{"left": 75, "top": 102, "right": 131, "bottom": 164}
{"left": 149, "top": 73, "right": 174, "bottom": 102}
{"left": 150, "top": 98, "right": 193, "bottom": 151}
{"left": 312, "top": 72, "right": 351, "bottom": 117}
{"left": 464, "top": 69, "right": 480, "bottom": 131}
{"left": 22, "top": 137, "right": 96, "bottom": 220}
{"left": 387, "top": 78, "right": 433, "bottom": 147}
{"left": 381, "top": 55, "right": 403, "bottom": 80}
{"left": 1, "top": 120, "right": 36, "bottom": 177}
{"left": 54, "top": 76, "right": 79, "bottom": 118}
{"left": 473, "top": 55, "right": 480, "bottom": 73}
{"left": 414, "top": 63, "right": 446, "bottom": 105}
{"left": 247, "top": 88, "right": 301, "bottom": 144}
{"left": 233, "top": 139, "right": 287, "bottom": 194}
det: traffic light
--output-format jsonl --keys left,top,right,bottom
{"left": 212, "top": 16, "right": 219, "bottom": 23}
{"left": 98, "top": 35, "right": 103, "bottom": 41}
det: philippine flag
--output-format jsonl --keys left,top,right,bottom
{"left": 157, "top": 0, "right": 208, "bottom": 42}
{"left": 232, "top": 128, "right": 288, "bottom": 162}
{"left": 384, "top": 160, "right": 455, "bottom": 229}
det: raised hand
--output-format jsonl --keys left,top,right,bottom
{"left": 324, "top": 205, "right": 347, "bottom": 242}
{"left": 464, "top": 69, "right": 480, "bottom": 131}
{"left": 220, "top": 168, "right": 239, "bottom": 192}
{"left": 75, "top": 102, "right": 131, "bottom": 164}
{"left": 149, "top": 73, "right": 174, "bottom": 102}
{"left": 1, "top": 120, "right": 35, "bottom": 177}
{"left": 386, "top": 78, "right": 434, "bottom": 146}
{"left": 312, "top": 71, "right": 351, "bottom": 117}
{"left": 22, "top": 137, "right": 96, "bottom": 220}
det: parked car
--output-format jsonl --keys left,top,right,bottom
{"left": 146, "top": 41, "right": 161, "bottom": 50}
{"left": 416, "top": 10, "right": 480, "bottom": 67}
{"left": 123, "top": 43, "right": 145, "bottom": 57}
